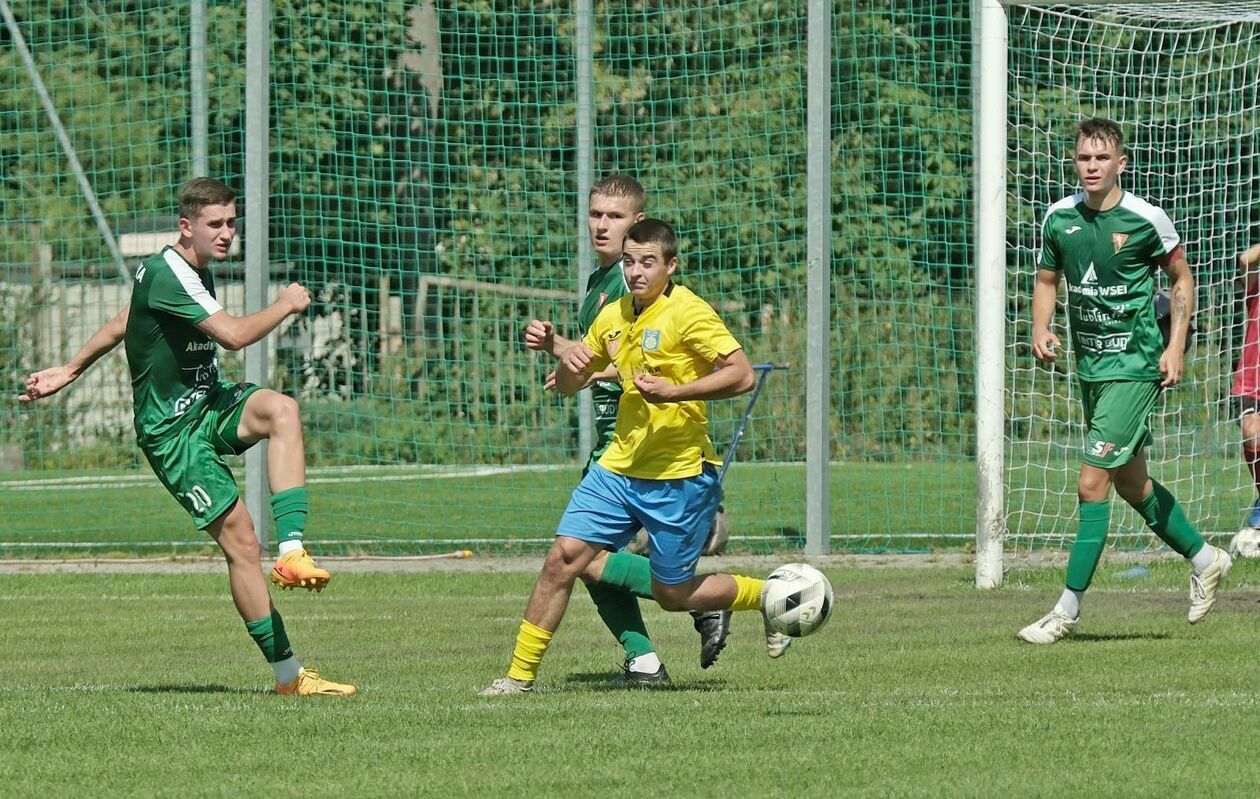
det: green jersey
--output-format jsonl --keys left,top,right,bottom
{"left": 578, "top": 263, "right": 628, "bottom": 461}
{"left": 125, "top": 247, "right": 227, "bottom": 446}
{"left": 1039, "top": 191, "right": 1181, "bottom": 382}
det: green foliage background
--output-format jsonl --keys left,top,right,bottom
{"left": 2, "top": 2, "right": 1256, "bottom": 550}
{"left": 0, "top": 0, "right": 977, "bottom": 470}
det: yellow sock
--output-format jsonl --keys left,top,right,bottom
{"left": 506, "top": 619, "right": 553, "bottom": 683}
{"left": 728, "top": 575, "right": 764, "bottom": 612}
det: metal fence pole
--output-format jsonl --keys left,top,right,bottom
{"left": 574, "top": 0, "right": 595, "bottom": 461}
{"left": 244, "top": 0, "right": 271, "bottom": 551}
{"left": 190, "top": 0, "right": 208, "bottom": 178}
{"left": 972, "top": 0, "right": 1008, "bottom": 588}
{"left": 805, "top": 0, "right": 832, "bottom": 555}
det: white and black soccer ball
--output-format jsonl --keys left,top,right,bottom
{"left": 1229, "top": 527, "right": 1260, "bottom": 559}
{"left": 761, "top": 563, "right": 834, "bottom": 637}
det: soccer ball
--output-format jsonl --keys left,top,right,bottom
{"left": 1229, "top": 527, "right": 1260, "bottom": 559}
{"left": 761, "top": 563, "right": 834, "bottom": 637}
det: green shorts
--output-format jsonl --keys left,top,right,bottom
{"left": 1079, "top": 379, "right": 1160, "bottom": 469}
{"left": 141, "top": 382, "right": 262, "bottom": 528}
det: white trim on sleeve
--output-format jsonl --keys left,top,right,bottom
{"left": 163, "top": 249, "right": 223, "bottom": 315}
{"left": 1120, "top": 192, "right": 1180, "bottom": 254}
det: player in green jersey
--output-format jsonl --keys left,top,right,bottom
{"left": 1017, "top": 118, "right": 1231, "bottom": 644}
{"left": 20, "top": 178, "right": 354, "bottom": 695}
{"left": 523, "top": 175, "right": 734, "bottom": 683}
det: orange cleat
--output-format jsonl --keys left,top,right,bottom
{"left": 270, "top": 549, "right": 332, "bottom": 592}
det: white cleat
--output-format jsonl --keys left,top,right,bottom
{"left": 1017, "top": 609, "right": 1077, "bottom": 644}
{"left": 763, "top": 616, "right": 793, "bottom": 658}
{"left": 479, "top": 676, "right": 534, "bottom": 696}
{"left": 1188, "top": 547, "right": 1232, "bottom": 624}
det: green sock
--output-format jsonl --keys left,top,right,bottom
{"left": 1065, "top": 500, "right": 1111, "bottom": 591}
{"left": 245, "top": 609, "right": 293, "bottom": 663}
{"left": 598, "top": 551, "right": 654, "bottom": 599}
{"left": 271, "top": 487, "right": 308, "bottom": 547}
{"left": 585, "top": 581, "right": 654, "bottom": 660}
{"left": 1133, "top": 480, "right": 1205, "bottom": 559}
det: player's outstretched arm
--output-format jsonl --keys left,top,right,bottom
{"left": 1159, "top": 253, "right": 1195, "bottom": 387}
{"left": 1030, "top": 268, "right": 1062, "bottom": 362}
{"left": 197, "top": 282, "right": 309, "bottom": 351}
{"left": 20, "top": 305, "right": 129, "bottom": 402}
{"left": 635, "top": 348, "right": 755, "bottom": 404}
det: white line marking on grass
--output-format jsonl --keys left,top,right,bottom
{"left": 0, "top": 594, "right": 213, "bottom": 601}
{"left": 0, "top": 464, "right": 569, "bottom": 491}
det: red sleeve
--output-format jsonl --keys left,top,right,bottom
{"left": 1155, "top": 244, "right": 1185, "bottom": 269}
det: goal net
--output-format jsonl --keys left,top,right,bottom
{"left": 1005, "top": 2, "right": 1260, "bottom": 556}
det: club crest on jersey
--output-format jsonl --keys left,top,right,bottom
{"left": 642, "top": 329, "right": 661, "bottom": 351}
{"left": 1112, "top": 232, "right": 1130, "bottom": 253}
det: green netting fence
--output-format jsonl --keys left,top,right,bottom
{"left": 7, "top": 2, "right": 1248, "bottom": 559}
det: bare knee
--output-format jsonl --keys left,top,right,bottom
{"left": 271, "top": 395, "right": 301, "bottom": 435}
{"left": 211, "top": 504, "right": 261, "bottom": 566}
{"left": 578, "top": 551, "right": 610, "bottom": 585}
{"left": 542, "top": 540, "right": 593, "bottom": 583}
{"left": 1077, "top": 470, "right": 1112, "bottom": 502}
{"left": 651, "top": 583, "right": 691, "bottom": 612}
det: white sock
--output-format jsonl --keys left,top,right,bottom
{"left": 627, "top": 652, "right": 661, "bottom": 673}
{"left": 1190, "top": 545, "right": 1217, "bottom": 573}
{"left": 277, "top": 539, "right": 305, "bottom": 556}
{"left": 272, "top": 656, "right": 302, "bottom": 686}
{"left": 1054, "top": 588, "right": 1083, "bottom": 620}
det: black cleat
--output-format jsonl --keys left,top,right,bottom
{"left": 623, "top": 658, "right": 671, "bottom": 687}
{"left": 691, "top": 610, "right": 731, "bottom": 669}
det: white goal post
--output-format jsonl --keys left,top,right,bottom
{"left": 974, "top": 1, "right": 1260, "bottom": 587}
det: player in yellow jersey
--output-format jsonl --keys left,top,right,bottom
{"left": 524, "top": 175, "right": 732, "bottom": 683}
{"left": 483, "top": 219, "right": 788, "bottom": 695}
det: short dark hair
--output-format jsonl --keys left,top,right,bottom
{"left": 590, "top": 174, "right": 646, "bottom": 213}
{"left": 1075, "top": 117, "right": 1126, "bottom": 154}
{"left": 178, "top": 177, "right": 236, "bottom": 221}
{"left": 624, "top": 218, "right": 677, "bottom": 262}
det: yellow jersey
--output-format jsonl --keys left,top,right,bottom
{"left": 582, "top": 283, "right": 742, "bottom": 480}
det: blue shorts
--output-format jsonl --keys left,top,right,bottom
{"left": 556, "top": 462, "right": 721, "bottom": 585}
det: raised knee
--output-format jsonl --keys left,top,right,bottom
{"left": 273, "top": 395, "right": 301, "bottom": 429}
{"left": 652, "top": 587, "right": 688, "bottom": 612}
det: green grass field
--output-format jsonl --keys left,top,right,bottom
{"left": 4, "top": 557, "right": 1260, "bottom": 797}
{"left": 0, "top": 461, "right": 981, "bottom": 556}
{"left": 2, "top": 457, "right": 1254, "bottom": 557}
